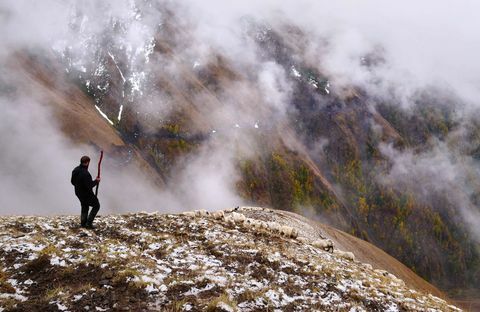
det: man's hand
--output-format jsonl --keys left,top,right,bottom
{"left": 95, "top": 177, "right": 101, "bottom": 182}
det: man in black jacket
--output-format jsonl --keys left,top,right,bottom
{"left": 71, "top": 156, "right": 101, "bottom": 229}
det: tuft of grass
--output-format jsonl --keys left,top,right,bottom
{"left": 112, "top": 267, "right": 142, "bottom": 284}
{"left": 0, "top": 270, "right": 16, "bottom": 294}
{"left": 164, "top": 298, "right": 190, "bottom": 312}
{"left": 206, "top": 293, "right": 237, "bottom": 312}
{"left": 45, "top": 286, "right": 68, "bottom": 301}
{"left": 39, "top": 244, "right": 58, "bottom": 256}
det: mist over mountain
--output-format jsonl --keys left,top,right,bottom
{"left": 1, "top": 0, "right": 480, "bottom": 302}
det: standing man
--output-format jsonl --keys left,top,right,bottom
{"left": 71, "top": 156, "right": 101, "bottom": 229}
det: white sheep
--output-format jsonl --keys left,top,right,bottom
{"left": 182, "top": 211, "right": 196, "bottom": 217}
{"left": 267, "top": 222, "right": 280, "bottom": 232}
{"left": 231, "top": 212, "right": 246, "bottom": 224}
{"left": 334, "top": 250, "right": 355, "bottom": 261}
{"left": 343, "top": 251, "right": 355, "bottom": 261}
{"left": 374, "top": 269, "right": 405, "bottom": 287}
{"left": 249, "top": 220, "right": 260, "bottom": 229}
{"left": 224, "top": 215, "right": 235, "bottom": 225}
{"left": 243, "top": 218, "right": 268, "bottom": 233}
{"left": 296, "top": 237, "right": 308, "bottom": 244}
{"left": 291, "top": 228, "right": 299, "bottom": 239}
{"left": 312, "top": 239, "right": 334, "bottom": 253}
{"left": 211, "top": 211, "right": 225, "bottom": 220}
{"left": 255, "top": 220, "right": 265, "bottom": 229}
{"left": 374, "top": 269, "right": 389, "bottom": 277}
{"left": 194, "top": 209, "right": 209, "bottom": 217}
{"left": 240, "top": 206, "right": 263, "bottom": 211}
{"left": 393, "top": 277, "right": 406, "bottom": 287}
{"left": 279, "top": 225, "right": 299, "bottom": 238}
{"left": 279, "top": 225, "right": 290, "bottom": 236}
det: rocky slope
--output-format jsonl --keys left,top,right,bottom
{"left": 0, "top": 208, "right": 461, "bottom": 311}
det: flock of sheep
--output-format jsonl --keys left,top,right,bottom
{"left": 182, "top": 206, "right": 356, "bottom": 262}
{"left": 181, "top": 206, "right": 410, "bottom": 287}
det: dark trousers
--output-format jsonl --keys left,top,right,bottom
{"left": 79, "top": 196, "right": 100, "bottom": 226}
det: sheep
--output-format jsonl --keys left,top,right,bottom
{"left": 291, "top": 228, "right": 299, "bottom": 239}
{"left": 194, "top": 209, "right": 208, "bottom": 217}
{"left": 374, "top": 269, "right": 389, "bottom": 277}
{"left": 254, "top": 220, "right": 266, "bottom": 230}
{"left": 243, "top": 219, "right": 267, "bottom": 232}
{"left": 267, "top": 222, "right": 280, "bottom": 232}
{"left": 296, "top": 237, "right": 308, "bottom": 244}
{"left": 231, "top": 212, "right": 246, "bottom": 224}
{"left": 279, "top": 225, "right": 290, "bottom": 236}
{"left": 385, "top": 273, "right": 405, "bottom": 287}
{"left": 250, "top": 220, "right": 261, "bottom": 229}
{"left": 224, "top": 215, "right": 235, "bottom": 225}
{"left": 244, "top": 218, "right": 265, "bottom": 232}
{"left": 363, "top": 263, "right": 373, "bottom": 270}
{"left": 182, "top": 211, "right": 196, "bottom": 217}
{"left": 279, "top": 225, "right": 299, "bottom": 239}
{"left": 240, "top": 206, "right": 263, "bottom": 211}
{"left": 311, "top": 239, "right": 334, "bottom": 253}
{"left": 210, "top": 211, "right": 225, "bottom": 220}
{"left": 244, "top": 218, "right": 254, "bottom": 225}
{"left": 374, "top": 269, "right": 405, "bottom": 287}
{"left": 334, "top": 250, "right": 355, "bottom": 261}
{"left": 393, "top": 277, "right": 406, "bottom": 287}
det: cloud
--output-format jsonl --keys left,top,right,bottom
{"left": 2, "top": 0, "right": 480, "bottom": 106}
{"left": 1, "top": 0, "right": 480, "bottom": 223}
{"left": 0, "top": 88, "right": 171, "bottom": 215}
{"left": 378, "top": 141, "right": 480, "bottom": 241}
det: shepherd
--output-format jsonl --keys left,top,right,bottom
{"left": 71, "top": 154, "right": 102, "bottom": 229}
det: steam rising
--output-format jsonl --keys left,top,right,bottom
{"left": 1, "top": 0, "right": 480, "bottom": 243}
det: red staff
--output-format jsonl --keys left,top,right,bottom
{"left": 95, "top": 151, "right": 104, "bottom": 196}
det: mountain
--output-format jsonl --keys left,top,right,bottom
{"left": 0, "top": 208, "right": 462, "bottom": 311}
{"left": 1, "top": 1, "right": 479, "bottom": 306}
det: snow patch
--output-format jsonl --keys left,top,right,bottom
{"left": 94, "top": 105, "right": 114, "bottom": 125}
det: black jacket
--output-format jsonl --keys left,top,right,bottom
{"left": 71, "top": 164, "right": 98, "bottom": 202}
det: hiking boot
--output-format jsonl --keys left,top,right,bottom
{"left": 85, "top": 224, "right": 96, "bottom": 230}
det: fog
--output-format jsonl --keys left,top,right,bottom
{"left": 1, "top": 0, "right": 480, "bottom": 233}
{"left": 379, "top": 142, "right": 480, "bottom": 240}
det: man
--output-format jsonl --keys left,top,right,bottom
{"left": 71, "top": 156, "right": 101, "bottom": 229}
